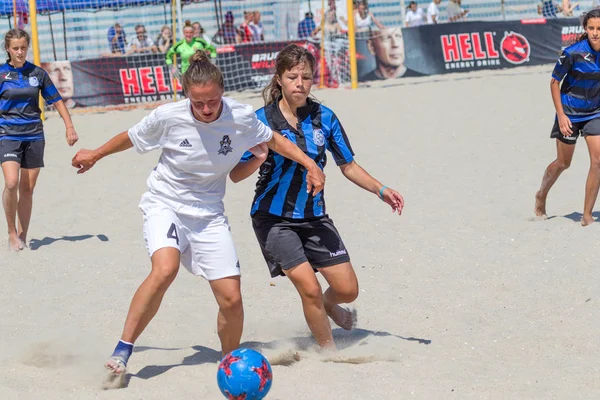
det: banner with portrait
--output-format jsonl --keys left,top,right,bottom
{"left": 356, "top": 17, "right": 580, "bottom": 82}
{"left": 40, "top": 18, "right": 583, "bottom": 109}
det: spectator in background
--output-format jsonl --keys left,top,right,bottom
{"left": 239, "top": 11, "right": 254, "bottom": 43}
{"left": 156, "top": 25, "right": 173, "bottom": 53}
{"left": 537, "top": 0, "right": 562, "bottom": 17}
{"left": 298, "top": 11, "right": 316, "bottom": 39}
{"left": 311, "top": 9, "right": 345, "bottom": 87}
{"left": 192, "top": 21, "right": 213, "bottom": 45}
{"left": 250, "top": 11, "right": 264, "bottom": 42}
{"left": 330, "top": 0, "right": 349, "bottom": 33}
{"left": 427, "top": 0, "right": 442, "bottom": 23}
{"left": 354, "top": 0, "right": 385, "bottom": 33}
{"left": 405, "top": 1, "right": 426, "bottom": 27}
{"left": 311, "top": 9, "right": 343, "bottom": 37}
{"left": 107, "top": 23, "right": 126, "bottom": 54}
{"left": 213, "top": 11, "right": 238, "bottom": 44}
{"left": 127, "top": 24, "right": 157, "bottom": 54}
{"left": 166, "top": 20, "right": 217, "bottom": 77}
{"left": 42, "top": 60, "right": 79, "bottom": 109}
{"left": 561, "top": 0, "right": 580, "bottom": 16}
{"left": 446, "top": 0, "right": 469, "bottom": 22}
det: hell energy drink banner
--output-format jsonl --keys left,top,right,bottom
{"left": 41, "top": 19, "right": 582, "bottom": 108}
{"left": 356, "top": 18, "right": 580, "bottom": 83}
{"left": 41, "top": 40, "right": 309, "bottom": 109}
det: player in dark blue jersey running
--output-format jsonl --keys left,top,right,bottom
{"left": 535, "top": 9, "right": 600, "bottom": 226}
{"left": 229, "top": 44, "right": 404, "bottom": 351}
{"left": 0, "top": 29, "right": 79, "bottom": 250}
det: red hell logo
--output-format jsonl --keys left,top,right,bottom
{"left": 500, "top": 31, "right": 530, "bottom": 65}
{"left": 119, "top": 66, "right": 181, "bottom": 96}
{"left": 441, "top": 32, "right": 499, "bottom": 62}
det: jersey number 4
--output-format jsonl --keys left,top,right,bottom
{"left": 167, "top": 223, "right": 179, "bottom": 245}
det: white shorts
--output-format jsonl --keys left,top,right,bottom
{"left": 140, "top": 193, "right": 241, "bottom": 281}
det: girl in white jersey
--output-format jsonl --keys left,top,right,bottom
{"left": 71, "top": 51, "right": 325, "bottom": 384}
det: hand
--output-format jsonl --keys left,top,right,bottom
{"left": 71, "top": 149, "right": 99, "bottom": 174}
{"left": 558, "top": 113, "right": 573, "bottom": 136}
{"left": 380, "top": 187, "right": 404, "bottom": 215}
{"left": 306, "top": 164, "right": 325, "bottom": 196}
{"left": 249, "top": 142, "right": 269, "bottom": 161}
{"left": 171, "top": 66, "right": 181, "bottom": 80}
{"left": 66, "top": 126, "right": 79, "bottom": 147}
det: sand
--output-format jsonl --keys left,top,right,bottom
{"left": 1, "top": 64, "right": 599, "bottom": 399}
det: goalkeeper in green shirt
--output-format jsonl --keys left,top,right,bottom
{"left": 166, "top": 20, "right": 217, "bottom": 78}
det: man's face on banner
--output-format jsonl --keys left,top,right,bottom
{"left": 45, "top": 60, "right": 74, "bottom": 99}
{"left": 368, "top": 27, "right": 405, "bottom": 68}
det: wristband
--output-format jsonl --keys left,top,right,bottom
{"left": 379, "top": 185, "right": 388, "bottom": 200}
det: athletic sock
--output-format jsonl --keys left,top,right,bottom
{"left": 110, "top": 340, "right": 134, "bottom": 366}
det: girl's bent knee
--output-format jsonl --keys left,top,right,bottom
{"left": 149, "top": 264, "right": 178, "bottom": 287}
{"left": 219, "top": 294, "right": 243, "bottom": 313}
{"left": 337, "top": 284, "right": 359, "bottom": 304}
{"left": 301, "top": 284, "right": 324, "bottom": 303}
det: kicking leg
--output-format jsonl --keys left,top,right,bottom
{"left": 535, "top": 139, "right": 576, "bottom": 218}
{"left": 17, "top": 167, "right": 40, "bottom": 247}
{"left": 105, "top": 247, "right": 180, "bottom": 374}
{"left": 582, "top": 135, "right": 600, "bottom": 226}
{"left": 1, "top": 161, "right": 22, "bottom": 251}
{"left": 319, "top": 262, "right": 359, "bottom": 331}
{"left": 285, "top": 262, "right": 336, "bottom": 351}
{"left": 210, "top": 276, "right": 244, "bottom": 356}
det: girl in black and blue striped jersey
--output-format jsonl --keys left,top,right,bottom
{"left": 0, "top": 29, "right": 78, "bottom": 251}
{"left": 534, "top": 10, "right": 600, "bottom": 226}
{"left": 229, "top": 44, "right": 404, "bottom": 352}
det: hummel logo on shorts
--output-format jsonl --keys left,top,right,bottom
{"left": 179, "top": 139, "right": 192, "bottom": 148}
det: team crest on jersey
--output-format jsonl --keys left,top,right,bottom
{"left": 218, "top": 135, "right": 233, "bottom": 155}
{"left": 28, "top": 76, "right": 39, "bottom": 87}
{"left": 312, "top": 129, "right": 325, "bottom": 146}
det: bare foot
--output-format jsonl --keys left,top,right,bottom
{"left": 582, "top": 215, "right": 595, "bottom": 226}
{"left": 104, "top": 357, "right": 126, "bottom": 374}
{"left": 327, "top": 306, "right": 357, "bottom": 331}
{"left": 18, "top": 234, "right": 28, "bottom": 249}
{"left": 8, "top": 234, "right": 23, "bottom": 251}
{"left": 102, "top": 358, "right": 127, "bottom": 390}
{"left": 534, "top": 191, "right": 548, "bottom": 219}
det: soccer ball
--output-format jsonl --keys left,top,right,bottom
{"left": 217, "top": 348, "right": 273, "bottom": 400}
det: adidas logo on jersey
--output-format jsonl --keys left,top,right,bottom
{"left": 179, "top": 139, "right": 192, "bottom": 148}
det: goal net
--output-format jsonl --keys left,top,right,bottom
{"left": 0, "top": 0, "right": 588, "bottom": 110}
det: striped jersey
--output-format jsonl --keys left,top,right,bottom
{"left": 0, "top": 61, "right": 62, "bottom": 140}
{"left": 240, "top": 97, "right": 355, "bottom": 219}
{"left": 552, "top": 39, "right": 600, "bottom": 122}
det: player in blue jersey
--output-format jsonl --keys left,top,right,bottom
{"left": 535, "top": 9, "right": 600, "bottom": 226}
{"left": 229, "top": 44, "right": 404, "bottom": 351}
{"left": 0, "top": 29, "right": 78, "bottom": 251}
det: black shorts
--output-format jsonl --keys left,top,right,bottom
{"left": 550, "top": 117, "right": 600, "bottom": 144}
{"left": 0, "top": 139, "right": 45, "bottom": 168}
{"left": 251, "top": 211, "right": 351, "bottom": 278}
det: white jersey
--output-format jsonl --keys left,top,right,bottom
{"left": 128, "top": 97, "right": 273, "bottom": 217}
{"left": 427, "top": 2, "right": 439, "bottom": 24}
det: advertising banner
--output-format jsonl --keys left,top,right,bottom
{"left": 356, "top": 18, "right": 580, "bottom": 82}
{"left": 42, "top": 40, "right": 308, "bottom": 109}
{"left": 41, "top": 18, "right": 583, "bottom": 108}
